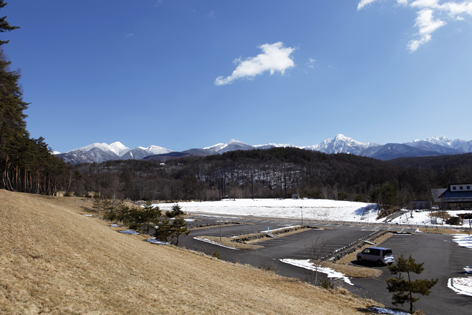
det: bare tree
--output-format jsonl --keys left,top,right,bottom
{"left": 304, "top": 237, "right": 328, "bottom": 285}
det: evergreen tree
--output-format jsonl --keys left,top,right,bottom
{"left": 142, "top": 201, "right": 161, "bottom": 234}
{"left": 166, "top": 204, "right": 184, "bottom": 218}
{"left": 0, "top": 1, "right": 19, "bottom": 46}
{"left": 386, "top": 255, "right": 438, "bottom": 313}
{"left": 170, "top": 216, "right": 189, "bottom": 246}
{"left": 154, "top": 217, "right": 172, "bottom": 242}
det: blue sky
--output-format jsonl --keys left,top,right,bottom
{"left": 3, "top": 0, "right": 472, "bottom": 152}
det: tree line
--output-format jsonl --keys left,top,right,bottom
{"left": 66, "top": 147, "right": 472, "bottom": 210}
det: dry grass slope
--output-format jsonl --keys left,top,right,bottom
{"left": 0, "top": 190, "right": 379, "bottom": 314}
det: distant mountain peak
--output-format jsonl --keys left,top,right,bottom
{"left": 109, "top": 141, "right": 130, "bottom": 157}
{"left": 58, "top": 134, "right": 472, "bottom": 165}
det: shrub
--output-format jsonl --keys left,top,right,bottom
{"left": 320, "top": 278, "right": 334, "bottom": 290}
{"left": 446, "top": 216, "right": 461, "bottom": 225}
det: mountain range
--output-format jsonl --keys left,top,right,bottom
{"left": 56, "top": 135, "right": 472, "bottom": 165}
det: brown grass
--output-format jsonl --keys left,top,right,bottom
{"left": 428, "top": 211, "right": 451, "bottom": 219}
{"left": 322, "top": 262, "right": 382, "bottom": 278}
{"left": 0, "top": 190, "right": 381, "bottom": 314}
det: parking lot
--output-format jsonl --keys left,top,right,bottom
{"left": 180, "top": 214, "right": 472, "bottom": 314}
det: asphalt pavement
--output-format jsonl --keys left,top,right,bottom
{"left": 178, "top": 214, "right": 471, "bottom": 315}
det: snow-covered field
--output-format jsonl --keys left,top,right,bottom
{"left": 156, "top": 198, "right": 380, "bottom": 222}
{"left": 156, "top": 198, "right": 472, "bottom": 228}
{"left": 389, "top": 210, "right": 472, "bottom": 226}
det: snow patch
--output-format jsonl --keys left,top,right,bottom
{"left": 448, "top": 278, "right": 472, "bottom": 297}
{"left": 120, "top": 230, "right": 139, "bottom": 235}
{"left": 452, "top": 235, "right": 472, "bottom": 249}
{"left": 193, "top": 237, "right": 239, "bottom": 250}
{"left": 369, "top": 306, "right": 410, "bottom": 315}
{"left": 280, "top": 259, "right": 353, "bottom": 285}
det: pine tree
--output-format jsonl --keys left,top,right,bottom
{"left": 154, "top": 217, "right": 172, "bottom": 243}
{"left": 142, "top": 201, "right": 161, "bottom": 234}
{"left": 170, "top": 216, "right": 189, "bottom": 246}
{"left": 386, "top": 255, "right": 438, "bottom": 313}
{"left": 0, "top": 1, "right": 19, "bottom": 46}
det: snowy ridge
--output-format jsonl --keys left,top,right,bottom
{"left": 59, "top": 134, "right": 472, "bottom": 164}
{"left": 145, "top": 145, "right": 173, "bottom": 155}
{"left": 302, "top": 134, "right": 379, "bottom": 154}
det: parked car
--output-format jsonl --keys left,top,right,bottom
{"left": 356, "top": 247, "right": 394, "bottom": 265}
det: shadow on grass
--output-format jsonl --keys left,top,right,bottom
{"left": 350, "top": 260, "right": 390, "bottom": 268}
{"left": 81, "top": 206, "right": 95, "bottom": 213}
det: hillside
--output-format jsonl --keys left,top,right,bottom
{"left": 0, "top": 190, "right": 378, "bottom": 314}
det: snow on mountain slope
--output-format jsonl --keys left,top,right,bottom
{"left": 203, "top": 142, "right": 226, "bottom": 154}
{"left": 253, "top": 143, "right": 297, "bottom": 150}
{"left": 303, "top": 134, "right": 379, "bottom": 155}
{"left": 74, "top": 141, "right": 130, "bottom": 156}
{"left": 404, "top": 140, "right": 460, "bottom": 155}
{"left": 109, "top": 142, "right": 131, "bottom": 156}
{"left": 424, "top": 137, "right": 472, "bottom": 153}
{"left": 204, "top": 140, "right": 253, "bottom": 154}
{"left": 145, "top": 145, "right": 173, "bottom": 155}
{"left": 76, "top": 142, "right": 117, "bottom": 153}
{"left": 216, "top": 139, "right": 254, "bottom": 154}
{"left": 59, "top": 134, "right": 472, "bottom": 165}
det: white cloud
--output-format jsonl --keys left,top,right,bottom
{"left": 208, "top": 10, "right": 216, "bottom": 19}
{"left": 359, "top": 0, "right": 472, "bottom": 51}
{"left": 358, "top": 0, "right": 380, "bottom": 10}
{"left": 408, "top": 9, "right": 446, "bottom": 51}
{"left": 215, "top": 42, "right": 295, "bottom": 86}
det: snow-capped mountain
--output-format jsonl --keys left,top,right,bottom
{"left": 203, "top": 139, "right": 253, "bottom": 154}
{"left": 57, "top": 135, "right": 472, "bottom": 165}
{"left": 422, "top": 136, "right": 472, "bottom": 153}
{"left": 303, "top": 134, "right": 380, "bottom": 155}
{"left": 58, "top": 142, "right": 173, "bottom": 164}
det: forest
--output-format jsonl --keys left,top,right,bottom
{"left": 67, "top": 147, "right": 472, "bottom": 208}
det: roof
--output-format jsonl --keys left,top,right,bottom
{"left": 438, "top": 189, "right": 472, "bottom": 202}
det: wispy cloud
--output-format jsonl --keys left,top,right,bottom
{"left": 154, "top": 0, "right": 165, "bottom": 7}
{"left": 307, "top": 58, "right": 316, "bottom": 69}
{"left": 358, "top": 0, "right": 472, "bottom": 51}
{"left": 215, "top": 42, "right": 295, "bottom": 86}
{"left": 208, "top": 10, "right": 216, "bottom": 19}
{"left": 408, "top": 8, "right": 446, "bottom": 51}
